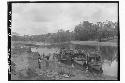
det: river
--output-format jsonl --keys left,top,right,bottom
{"left": 31, "top": 43, "right": 118, "bottom": 78}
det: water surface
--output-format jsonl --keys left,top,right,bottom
{"left": 31, "top": 43, "right": 118, "bottom": 77}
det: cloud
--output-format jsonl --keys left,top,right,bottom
{"left": 12, "top": 3, "right": 118, "bottom": 35}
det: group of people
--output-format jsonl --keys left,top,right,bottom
{"left": 37, "top": 47, "right": 102, "bottom": 73}
{"left": 59, "top": 48, "right": 87, "bottom": 59}
{"left": 37, "top": 53, "right": 51, "bottom": 69}
{"left": 37, "top": 52, "right": 59, "bottom": 69}
{"left": 37, "top": 48, "right": 93, "bottom": 69}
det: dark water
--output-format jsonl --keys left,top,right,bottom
{"left": 31, "top": 43, "right": 118, "bottom": 77}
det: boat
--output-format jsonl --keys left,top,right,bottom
{"left": 87, "top": 51, "right": 103, "bottom": 73}
{"left": 56, "top": 48, "right": 103, "bottom": 73}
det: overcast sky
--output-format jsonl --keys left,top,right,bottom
{"left": 12, "top": 3, "right": 118, "bottom": 35}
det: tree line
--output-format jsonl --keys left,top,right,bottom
{"left": 11, "top": 21, "right": 118, "bottom": 43}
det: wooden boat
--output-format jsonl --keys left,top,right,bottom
{"left": 56, "top": 49, "right": 103, "bottom": 73}
{"left": 87, "top": 51, "right": 103, "bottom": 73}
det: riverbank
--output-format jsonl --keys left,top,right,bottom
{"left": 70, "top": 41, "right": 118, "bottom": 47}
{"left": 10, "top": 43, "right": 117, "bottom": 80}
{"left": 12, "top": 40, "right": 118, "bottom": 47}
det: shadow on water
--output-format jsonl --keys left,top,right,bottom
{"left": 31, "top": 43, "right": 118, "bottom": 77}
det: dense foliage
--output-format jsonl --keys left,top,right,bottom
{"left": 11, "top": 21, "right": 118, "bottom": 42}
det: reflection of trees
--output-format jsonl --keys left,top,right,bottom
{"left": 72, "top": 45, "right": 118, "bottom": 62}
{"left": 103, "top": 60, "right": 112, "bottom": 66}
{"left": 101, "top": 46, "right": 118, "bottom": 61}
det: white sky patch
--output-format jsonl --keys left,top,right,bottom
{"left": 12, "top": 3, "right": 118, "bottom": 35}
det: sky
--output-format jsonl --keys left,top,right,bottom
{"left": 12, "top": 3, "right": 118, "bottom": 35}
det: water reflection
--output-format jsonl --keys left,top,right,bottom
{"left": 31, "top": 44, "right": 118, "bottom": 77}
{"left": 102, "top": 59, "right": 117, "bottom": 77}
